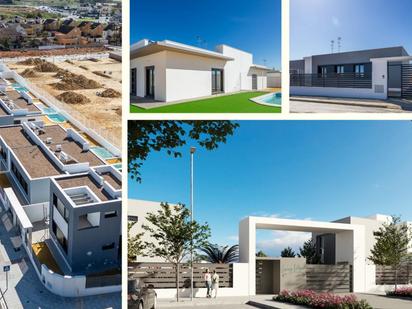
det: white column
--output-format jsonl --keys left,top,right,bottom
{"left": 239, "top": 217, "right": 256, "bottom": 295}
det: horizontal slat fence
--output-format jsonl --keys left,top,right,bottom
{"left": 306, "top": 264, "right": 351, "bottom": 293}
{"left": 376, "top": 262, "right": 412, "bottom": 285}
{"left": 402, "top": 64, "right": 412, "bottom": 98}
{"left": 290, "top": 73, "right": 372, "bottom": 89}
{"left": 129, "top": 263, "right": 233, "bottom": 289}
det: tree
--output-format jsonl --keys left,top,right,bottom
{"left": 298, "top": 239, "right": 321, "bottom": 264}
{"left": 142, "top": 202, "right": 211, "bottom": 302}
{"left": 369, "top": 216, "right": 411, "bottom": 290}
{"left": 127, "top": 221, "right": 144, "bottom": 262}
{"left": 128, "top": 121, "right": 239, "bottom": 182}
{"left": 256, "top": 250, "right": 268, "bottom": 257}
{"left": 199, "top": 243, "right": 239, "bottom": 264}
{"left": 281, "top": 246, "right": 296, "bottom": 257}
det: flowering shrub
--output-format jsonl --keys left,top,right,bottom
{"left": 386, "top": 287, "right": 412, "bottom": 298}
{"left": 273, "top": 290, "right": 372, "bottom": 309}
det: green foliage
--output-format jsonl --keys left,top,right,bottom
{"left": 142, "top": 202, "right": 211, "bottom": 264}
{"left": 281, "top": 246, "right": 296, "bottom": 258}
{"left": 298, "top": 239, "right": 321, "bottom": 264}
{"left": 127, "top": 221, "right": 144, "bottom": 262}
{"left": 256, "top": 250, "right": 268, "bottom": 257}
{"left": 142, "top": 202, "right": 210, "bottom": 301}
{"left": 128, "top": 120, "right": 239, "bottom": 182}
{"left": 369, "top": 215, "right": 411, "bottom": 289}
{"left": 199, "top": 243, "right": 239, "bottom": 264}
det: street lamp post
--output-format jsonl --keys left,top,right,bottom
{"left": 190, "top": 147, "right": 196, "bottom": 301}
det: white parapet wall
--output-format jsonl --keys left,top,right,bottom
{"left": 154, "top": 263, "right": 250, "bottom": 298}
{"left": 41, "top": 265, "right": 121, "bottom": 297}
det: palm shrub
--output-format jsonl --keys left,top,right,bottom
{"left": 199, "top": 243, "right": 239, "bottom": 263}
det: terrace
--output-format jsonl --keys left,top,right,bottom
{"left": 36, "top": 125, "right": 105, "bottom": 167}
{"left": 3, "top": 89, "right": 41, "bottom": 113}
{"left": 56, "top": 174, "right": 114, "bottom": 203}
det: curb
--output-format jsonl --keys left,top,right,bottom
{"left": 290, "top": 97, "right": 402, "bottom": 109}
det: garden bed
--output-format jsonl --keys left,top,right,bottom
{"left": 273, "top": 290, "right": 372, "bottom": 309}
{"left": 386, "top": 287, "right": 412, "bottom": 298}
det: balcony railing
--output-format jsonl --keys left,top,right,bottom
{"left": 290, "top": 73, "right": 372, "bottom": 89}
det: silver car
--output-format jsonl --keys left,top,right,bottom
{"left": 128, "top": 278, "right": 157, "bottom": 309}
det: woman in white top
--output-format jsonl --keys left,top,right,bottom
{"left": 204, "top": 269, "right": 212, "bottom": 298}
{"left": 211, "top": 270, "right": 220, "bottom": 298}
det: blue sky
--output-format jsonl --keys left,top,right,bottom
{"left": 129, "top": 121, "right": 412, "bottom": 256}
{"left": 131, "top": 0, "right": 281, "bottom": 70}
{"left": 291, "top": 0, "right": 412, "bottom": 60}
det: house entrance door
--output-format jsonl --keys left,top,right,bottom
{"left": 145, "top": 66, "right": 155, "bottom": 98}
{"left": 252, "top": 74, "right": 258, "bottom": 90}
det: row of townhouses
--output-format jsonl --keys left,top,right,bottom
{"left": 0, "top": 64, "right": 122, "bottom": 297}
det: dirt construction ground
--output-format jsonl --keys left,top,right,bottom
{"left": 9, "top": 57, "right": 122, "bottom": 141}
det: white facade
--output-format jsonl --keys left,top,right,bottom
{"left": 130, "top": 39, "right": 270, "bottom": 102}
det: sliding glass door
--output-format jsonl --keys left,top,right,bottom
{"left": 145, "top": 66, "right": 155, "bottom": 98}
{"left": 212, "top": 68, "right": 224, "bottom": 94}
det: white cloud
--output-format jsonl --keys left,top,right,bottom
{"left": 332, "top": 16, "right": 340, "bottom": 27}
{"left": 227, "top": 235, "right": 239, "bottom": 242}
{"left": 256, "top": 231, "right": 311, "bottom": 256}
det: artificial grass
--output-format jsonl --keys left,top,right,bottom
{"left": 130, "top": 92, "right": 281, "bottom": 113}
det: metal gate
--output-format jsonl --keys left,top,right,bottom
{"left": 402, "top": 64, "right": 412, "bottom": 99}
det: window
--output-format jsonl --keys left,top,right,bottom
{"left": 52, "top": 220, "right": 68, "bottom": 254}
{"left": 11, "top": 161, "right": 28, "bottom": 195}
{"left": 55, "top": 197, "right": 69, "bottom": 222}
{"left": 355, "top": 64, "right": 365, "bottom": 74}
{"left": 211, "top": 68, "right": 224, "bottom": 94}
{"left": 336, "top": 65, "right": 344, "bottom": 74}
{"left": 104, "top": 211, "right": 118, "bottom": 218}
{"left": 102, "top": 242, "right": 115, "bottom": 250}
{"left": 128, "top": 215, "right": 138, "bottom": 222}
{"left": 0, "top": 147, "right": 6, "bottom": 161}
{"left": 319, "top": 66, "right": 328, "bottom": 76}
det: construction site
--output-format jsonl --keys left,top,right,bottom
{"left": 6, "top": 53, "right": 122, "bottom": 145}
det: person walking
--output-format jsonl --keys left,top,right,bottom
{"left": 211, "top": 270, "right": 220, "bottom": 298}
{"left": 204, "top": 269, "right": 212, "bottom": 298}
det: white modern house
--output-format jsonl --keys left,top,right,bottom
{"left": 131, "top": 199, "right": 412, "bottom": 298}
{"left": 290, "top": 46, "right": 412, "bottom": 100}
{"left": 130, "top": 39, "right": 271, "bottom": 102}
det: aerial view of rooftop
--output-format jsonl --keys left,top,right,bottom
{"left": 130, "top": 0, "right": 281, "bottom": 113}
{"left": 290, "top": 0, "right": 412, "bottom": 113}
{"left": 0, "top": 1, "right": 122, "bottom": 308}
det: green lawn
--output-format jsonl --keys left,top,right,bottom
{"left": 130, "top": 92, "right": 281, "bottom": 113}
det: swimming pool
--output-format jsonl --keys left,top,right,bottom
{"left": 12, "top": 83, "right": 28, "bottom": 92}
{"left": 91, "top": 146, "right": 115, "bottom": 160}
{"left": 47, "top": 113, "right": 67, "bottom": 123}
{"left": 251, "top": 92, "right": 282, "bottom": 107}
{"left": 113, "top": 163, "right": 122, "bottom": 171}
{"left": 41, "top": 107, "right": 58, "bottom": 115}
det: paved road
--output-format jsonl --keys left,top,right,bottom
{"left": 291, "top": 100, "right": 405, "bottom": 113}
{"left": 0, "top": 206, "right": 121, "bottom": 309}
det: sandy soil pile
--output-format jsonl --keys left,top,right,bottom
{"left": 54, "top": 73, "right": 102, "bottom": 90}
{"left": 17, "top": 58, "right": 44, "bottom": 66}
{"left": 57, "top": 91, "right": 90, "bottom": 104}
{"left": 21, "top": 69, "right": 38, "bottom": 77}
{"left": 34, "top": 62, "right": 60, "bottom": 72}
{"left": 93, "top": 71, "right": 111, "bottom": 78}
{"left": 100, "top": 88, "right": 121, "bottom": 98}
{"left": 0, "top": 47, "right": 107, "bottom": 58}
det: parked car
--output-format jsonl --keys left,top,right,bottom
{"left": 128, "top": 277, "right": 157, "bottom": 309}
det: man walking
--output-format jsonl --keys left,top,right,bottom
{"left": 211, "top": 270, "right": 220, "bottom": 298}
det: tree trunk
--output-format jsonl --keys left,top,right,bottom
{"left": 176, "top": 263, "right": 180, "bottom": 302}
{"left": 395, "top": 267, "right": 398, "bottom": 291}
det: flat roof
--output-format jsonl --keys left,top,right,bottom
{"left": 0, "top": 126, "right": 62, "bottom": 178}
{"left": 4, "top": 89, "right": 40, "bottom": 113}
{"left": 56, "top": 175, "right": 113, "bottom": 202}
{"left": 40, "top": 125, "right": 105, "bottom": 167}
{"left": 251, "top": 64, "right": 271, "bottom": 71}
{"left": 130, "top": 40, "right": 234, "bottom": 61}
{"left": 99, "top": 171, "right": 121, "bottom": 190}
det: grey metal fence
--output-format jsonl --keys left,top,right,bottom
{"left": 306, "top": 264, "right": 351, "bottom": 293}
{"left": 290, "top": 73, "right": 372, "bottom": 89}
{"left": 85, "top": 273, "right": 122, "bottom": 288}
{"left": 128, "top": 263, "right": 233, "bottom": 289}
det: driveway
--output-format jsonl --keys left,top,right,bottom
{"left": 0, "top": 205, "right": 121, "bottom": 309}
{"left": 356, "top": 293, "right": 412, "bottom": 309}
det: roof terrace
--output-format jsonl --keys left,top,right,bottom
{"left": 0, "top": 126, "right": 62, "bottom": 178}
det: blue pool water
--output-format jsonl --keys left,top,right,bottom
{"left": 91, "top": 147, "right": 115, "bottom": 160}
{"left": 47, "top": 113, "right": 67, "bottom": 123}
{"left": 260, "top": 92, "right": 282, "bottom": 105}
{"left": 113, "top": 163, "right": 122, "bottom": 171}
{"left": 12, "top": 83, "right": 28, "bottom": 92}
{"left": 41, "top": 107, "right": 57, "bottom": 115}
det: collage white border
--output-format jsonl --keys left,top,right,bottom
{"left": 120, "top": 0, "right": 412, "bottom": 307}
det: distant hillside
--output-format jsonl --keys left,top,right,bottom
{"left": 5, "top": 0, "right": 96, "bottom": 6}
